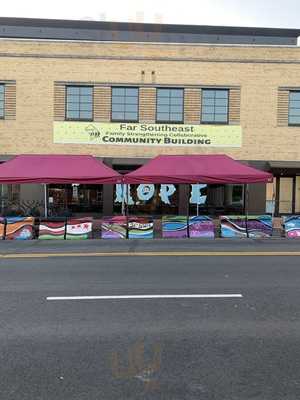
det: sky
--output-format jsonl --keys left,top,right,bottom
{"left": 1, "top": 0, "right": 300, "bottom": 29}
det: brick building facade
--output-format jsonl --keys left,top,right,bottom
{"left": 0, "top": 17, "right": 300, "bottom": 216}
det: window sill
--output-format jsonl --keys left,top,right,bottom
{"left": 65, "top": 119, "right": 94, "bottom": 122}
{"left": 111, "top": 120, "right": 139, "bottom": 123}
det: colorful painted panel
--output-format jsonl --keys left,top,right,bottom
{"left": 284, "top": 216, "right": 300, "bottom": 238}
{"left": 188, "top": 216, "right": 215, "bottom": 238}
{"left": 247, "top": 215, "right": 273, "bottom": 238}
{"left": 162, "top": 216, "right": 188, "bottom": 238}
{"left": 38, "top": 219, "right": 66, "bottom": 240}
{"left": 66, "top": 218, "right": 93, "bottom": 240}
{"left": 101, "top": 216, "right": 127, "bottom": 239}
{"left": 128, "top": 217, "right": 154, "bottom": 239}
{"left": 0, "top": 217, "right": 5, "bottom": 240}
{"left": 220, "top": 216, "right": 247, "bottom": 238}
{"left": 5, "top": 216, "right": 35, "bottom": 240}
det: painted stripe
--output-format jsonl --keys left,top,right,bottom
{"left": 46, "top": 294, "right": 243, "bottom": 301}
{"left": 1, "top": 251, "right": 300, "bottom": 259}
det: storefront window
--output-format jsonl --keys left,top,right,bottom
{"left": 114, "top": 184, "right": 179, "bottom": 215}
{"left": 48, "top": 184, "right": 103, "bottom": 216}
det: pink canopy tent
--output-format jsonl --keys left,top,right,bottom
{"left": 0, "top": 154, "right": 122, "bottom": 184}
{"left": 123, "top": 154, "right": 273, "bottom": 184}
{"left": 0, "top": 154, "right": 122, "bottom": 217}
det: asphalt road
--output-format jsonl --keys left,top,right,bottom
{"left": 0, "top": 243, "right": 300, "bottom": 399}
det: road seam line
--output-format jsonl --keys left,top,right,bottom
{"left": 0, "top": 251, "right": 300, "bottom": 258}
{"left": 46, "top": 294, "right": 243, "bottom": 301}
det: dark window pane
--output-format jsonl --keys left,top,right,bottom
{"left": 215, "top": 98, "right": 228, "bottom": 106}
{"left": 67, "top": 94, "right": 80, "bottom": 102}
{"left": 125, "top": 112, "right": 138, "bottom": 120}
{"left": 215, "top": 106, "right": 228, "bottom": 114}
{"left": 289, "top": 116, "right": 300, "bottom": 124}
{"left": 170, "top": 105, "right": 183, "bottom": 113}
{"left": 157, "top": 89, "right": 170, "bottom": 97}
{"left": 157, "top": 97, "right": 170, "bottom": 105}
{"left": 126, "top": 97, "right": 138, "bottom": 105}
{"left": 67, "top": 110, "right": 80, "bottom": 119}
{"left": 170, "top": 97, "right": 183, "bottom": 106}
{"left": 126, "top": 88, "right": 138, "bottom": 96}
{"left": 170, "top": 113, "right": 183, "bottom": 121}
{"left": 81, "top": 103, "right": 93, "bottom": 111}
{"left": 215, "top": 90, "right": 228, "bottom": 99}
{"left": 203, "top": 98, "right": 214, "bottom": 106}
{"left": 157, "top": 105, "right": 169, "bottom": 113}
{"left": 289, "top": 108, "right": 300, "bottom": 117}
{"left": 170, "top": 89, "right": 183, "bottom": 98}
{"left": 202, "top": 114, "right": 214, "bottom": 122}
{"left": 80, "top": 87, "right": 92, "bottom": 96}
{"left": 67, "top": 86, "right": 80, "bottom": 95}
{"left": 112, "top": 112, "right": 125, "bottom": 120}
{"left": 125, "top": 104, "right": 138, "bottom": 112}
{"left": 112, "top": 104, "right": 125, "bottom": 112}
{"left": 79, "top": 111, "right": 92, "bottom": 119}
{"left": 202, "top": 106, "right": 215, "bottom": 114}
{"left": 157, "top": 112, "right": 170, "bottom": 121}
{"left": 67, "top": 103, "right": 79, "bottom": 111}
{"left": 112, "top": 87, "right": 125, "bottom": 96}
{"left": 80, "top": 95, "right": 93, "bottom": 104}
{"left": 215, "top": 114, "right": 228, "bottom": 122}
{"left": 290, "top": 92, "right": 300, "bottom": 101}
{"left": 202, "top": 90, "right": 215, "bottom": 98}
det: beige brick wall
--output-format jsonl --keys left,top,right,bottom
{"left": 0, "top": 39, "right": 300, "bottom": 160}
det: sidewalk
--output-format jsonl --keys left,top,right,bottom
{"left": 0, "top": 238, "right": 299, "bottom": 255}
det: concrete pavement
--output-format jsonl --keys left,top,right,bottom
{"left": 0, "top": 249, "right": 300, "bottom": 398}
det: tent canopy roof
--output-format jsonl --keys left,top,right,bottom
{"left": 124, "top": 154, "right": 273, "bottom": 184}
{"left": 0, "top": 154, "right": 122, "bottom": 184}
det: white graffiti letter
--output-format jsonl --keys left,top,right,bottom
{"left": 137, "top": 184, "right": 155, "bottom": 202}
{"left": 160, "top": 185, "right": 176, "bottom": 205}
{"left": 190, "top": 184, "right": 207, "bottom": 205}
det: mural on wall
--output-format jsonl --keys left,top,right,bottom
{"left": 162, "top": 216, "right": 188, "bottom": 238}
{"left": 5, "top": 216, "right": 35, "bottom": 240}
{"left": 0, "top": 217, "right": 5, "bottom": 240}
{"left": 66, "top": 218, "right": 93, "bottom": 240}
{"left": 284, "top": 216, "right": 300, "bottom": 238}
{"left": 38, "top": 219, "right": 66, "bottom": 240}
{"left": 101, "top": 216, "right": 127, "bottom": 239}
{"left": 220, "top": 216, "right": 247, "bottom": 238}
{"left": 115, "top": 184, "right": 207, "bottom": 205}
{"left": 247, "top": 215, "right": 273, "bottom": 238}
{"left": 221, "top": 215, "right": 273, "bottom": 238}
{"left": 128, "top": 217, "right": 154, "bottom": 239}
{"left": 188, "top": 216, "right": 215, "bottom": 238}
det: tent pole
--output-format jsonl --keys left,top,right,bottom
{"left": 44, "top": 184, "right": 48, "bottom": 218}
{"left": 245, "top": 184, "right": 249, "bottom": 238}
{"left": 121, "top": 182, "right": 125, "bottom": 216}
{"left": 126, "top": 184, "right": 129, "bottom": 239}
{"left": 187, "top": 184, "right": 190, "bottom": 238}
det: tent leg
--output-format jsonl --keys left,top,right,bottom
{"left": 126, "top": 184, "right": 129, "bottom": 239}
{"left": 44, "top": 184, "right": 48, "bottom": 218}
{"left": 121, "top": 183, "right": 125, "bottom": 216}
{"left": 245, "top": 184, "right": 249, "bottom": 238}
{"left": 187, "top": 184, "right": 190, "bottom": 238}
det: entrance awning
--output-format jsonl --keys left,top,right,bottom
{"left": 0, "top": 154, "right": 122, "bottom": 184}
{"left": 124, "top": 154, "right": 273, "bottom": 184}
